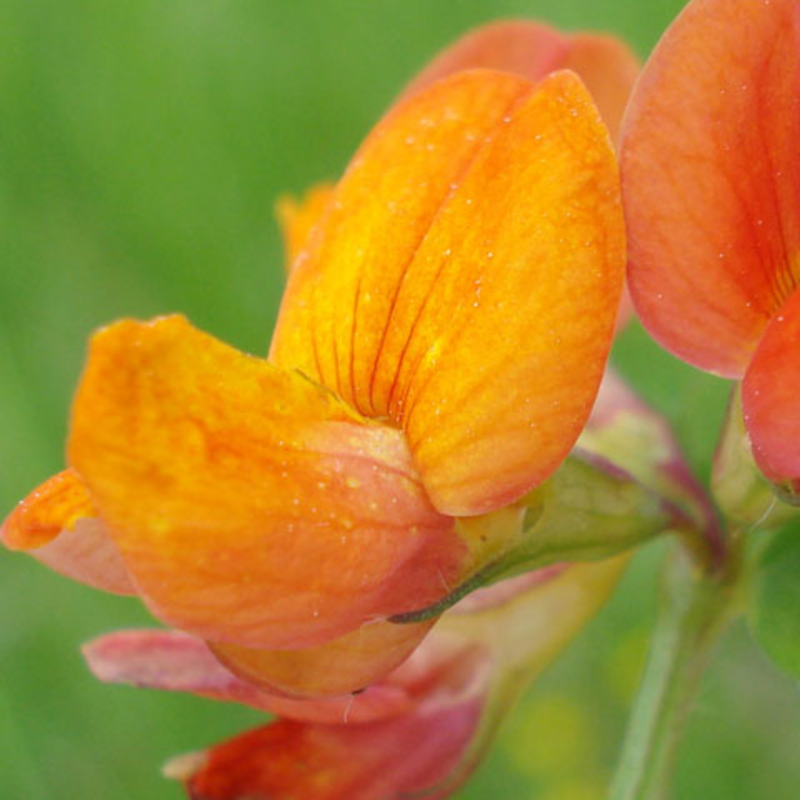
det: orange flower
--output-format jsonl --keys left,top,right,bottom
{"left": 620, "top": 0, "right": 800, "bottom": 486}
{"left": 3, "top": 35, "right": 626, "bottom": 696}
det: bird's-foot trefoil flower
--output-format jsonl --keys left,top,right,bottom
{"left": 620, "top": 0, "right": 800, "bottom": 519}
{"left": 2, "top": 31, "right": 633, "bottom": 699}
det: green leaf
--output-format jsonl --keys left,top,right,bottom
{"left": 749, "top": 524, "right": 800, "bottom": 678}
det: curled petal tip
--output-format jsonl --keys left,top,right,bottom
{"left": 2, "top": 469, "right": 95, "bottom": 550}
{"left": 2, "top": 469, "right": 134, "bottom": 594}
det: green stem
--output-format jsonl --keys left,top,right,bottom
{"left": 608, "top": 547, "right": 736, "bottom": 800}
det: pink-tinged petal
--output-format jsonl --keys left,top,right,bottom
{"left": 83, "top": 630, "right": 414, "bottom": 725}
{"left": 563, "top": 33, "right": 639, "bottom": 144}
{"left": 622, "top": 0, "right": 800, "bottom": 377}
{"left": 272, "top": 70, "right": 625, "bottom": 517}
{"left": 178, "top": 645, "right": 486, "bottom": 800}
{"left": 69, "top": 315, "right": 464, "bottom": 650}
{"left": 2, "top": 469, "right": 135, "bottom": 595}
{"left": 743, "top": 287, "right": 800, "bottom": 483}
{"left": 584, "top": 371, "right": 724, "bottom": 564}
{"left": 32, "top": 518, "right": 135, "bottom": 595}
{"left": 401, "top": 21, "right": 638, "bottom": 142}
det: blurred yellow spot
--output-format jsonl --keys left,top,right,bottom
{"left": 505, "top": 692, "right": 594, "bottom": 778}
{"left": 603, "top": 628, "right": 649, "bottom": 704}
{"left": 537, "top": 778, "right": 605, "bottom": 800}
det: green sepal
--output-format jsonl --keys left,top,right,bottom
{"left": 392, "top": 449, "right": 675, "bottom": 623}
{"left": 748, "top": 523, "right": 800, "bottom": 679}
{"left": 713, "top": 385, "right": 800, "bottom": 531}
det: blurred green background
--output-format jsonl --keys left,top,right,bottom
{"left": 2, "top": 1, "right": 799, "bottom": 798}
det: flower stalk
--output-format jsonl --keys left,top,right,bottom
{"left": 607, "top": 545, "right": 737, "bottom": 800}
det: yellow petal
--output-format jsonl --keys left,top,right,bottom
{"left": 271, "top": 70, "right": 624, "bottom": 516}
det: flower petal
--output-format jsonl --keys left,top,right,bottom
{"left": 68, "top": 315, "right": 464, "bottom": 649}
{"left": 83, "top": 629, "right": 413, "bottom": 725}
{"left": 271, "top": 70, "right": 624, "bottom": 516}
{"left": 743, "top": 287, "right": 800, "bottom": 483}
{"left": 276, "top": 183, "right": 335, "bottom": 274}
{"left": 210, "top": 619, "right": 434, "bottom": 699}
{"left": 621, "top": 0, "right": 800, "bottom": 377}
{"left": 2, "top": 469, "right": 135, "bottom": 595}
{"left": 31, "top": 518, "right": 135, "bottom": 595}
{"left": 401, "top": 20, "right": 638, "bottom": 142}
{"left": 180, "top": 702, "right": 482, "bottom": 800}
{"left": 2, "top": 469, "right": 96, "bottom": 549}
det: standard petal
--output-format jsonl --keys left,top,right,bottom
{"left": 68, "top": 315, "right": 464, "bottom": 650}
{"left": 621, "top": 0, "right": 800, "bottom": 377}
{"left": 743, "top": 287, "right": 800, "bottom": 483}
{"left": 210, "top": 618, "right": 434, "bottom": 699}
{"left": 400, "top": 21, "right": 638, "bottom": 142}
{"left": 275, "top": 183, "right": 335, "bottom": 274}
{"left": 271, "top": 70, "right": 624, "bottom": 516}
{"left": 83, "top": 629, "right": 413, "bottom": 725}
{"left": 2, "top": 469, "right": 134, "bottom": 595}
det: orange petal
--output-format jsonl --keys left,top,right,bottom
{"left": 400, "top": 21, "right": 638, "bottom": 142}
{"left": 181, "top": 703, "right": 482, "bottom": 800}
{"left": 178, "top": 644, "right": 485, "bottom": 800}
{"left": 621, "top": 0, "right": 800, "bottom": 377}
{"left": 2, "top": 469, "right": 134, "bottom": 595}
{"left": 2, "top": 469, "right": 95, "bottom": 549}
{"left": 83, "top": 629, "right": 414, "bottom": 725}
{"left": 276, "top": 183, "right": 335, "bottom": 274}
{"left": 210, "top": 619, "right": 434, "bottom": 699}
{"left": 403, "top": 23, "right": 637, "bottom": 334}
{"left": 68, "top": 315, "right": 464, "bottom": 650}
{"left": 271, "top": 70, "right": 624, "bottom": 516}
{"left": 743, "top": 287, "right": 800, "bottom": 483}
